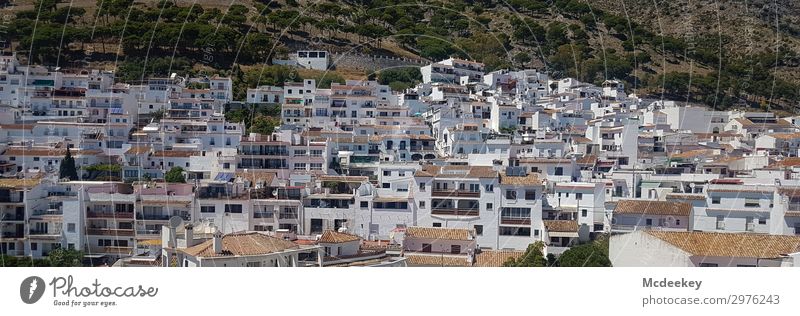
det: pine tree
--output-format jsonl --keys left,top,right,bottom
{"left": 59, "top": 147, "right": 79, "bottom": 180}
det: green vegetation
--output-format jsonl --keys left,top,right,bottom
{"left": 225, "top": 103, "right": 281, "bottom": 135}
{"left": 165, "top": 167, "right": 186, "bottom": 183}
{"left": 0, "top": 248, "right": 85, "bottom": 267}
{"left": 554, "top": 236, "right": 612, "bottom": 267}
{"left": 503, "top": 242, "right": 547, "bottom": 267}
{"left": 58, "top": 147, "right": 79, "bottom": 181}
{"left": 82, "top": 163, "right": 122, "bottom": 181}
{"left": 4, "top": 0, "right": 799, "bottom": 111}
{"left": 377, "top": 67, "right": 422, "bottom": 92}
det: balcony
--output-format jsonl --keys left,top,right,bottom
{"left": 0, "top": 232, "right": 24, "bottom": 238}
{"left": 29, "top": 229, "right": 62, "bottom": 237}
{"left": 86, "top": 228, "right": 135, "bottom": 236}
{"left": 501, "top": 217, "right": 532, "bottom": 225}
{"left": 135, "top": 213, "right": 171, "bottom": 221}
{"left": 136, "top": 229, "right": 161, "bottom": 236}
{"left": 0, "top": 196, "right": 23, "bottom": 203}
{"left": 253, "top": 212, "right": 274, "bottom": 219}
{"left": 0, "top": 214, "right": 25, "bottom": 221}
{"left": 431, "top": 209, "right": 479, "bottom": 216}
{"left": 87, "top": 211, "right": 134, "bottom": 219}
{"left": 31, "top": 209, "right": 63, "bottom": 217}
{"left": 431, "top": 190, "right": 480, "bottom": 198}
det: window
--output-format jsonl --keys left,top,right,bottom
{"left": 716, "top": 215, "right": 725, "bottom": 229}
{"left": 505, "top": 190, "right": 517, "bottom": 199}
{"left": 433, "top": 223, "right": 442, "bottom": 228}
{"left": 744, "top": 198, "right": 760, "bottom": 208}
{"left": 554, "top": 167, "right": 564, "bottom": 176}
{"left": 501, "top": 207, "right": 531, "bottom": 219}
{"left": 474, "top": 225, "right": 483, "bottom": 236}
{"left": 524, "top": 190, "right": 537, "bottom": 200}
{"left": 419, "top": 183, "right": 426, "bottom": 191}
{"left": 382, "top": 183, "right": 390, "bottom": 189}
{"left": 699, "top": 263, "right": 719, "bottom": 267}
{"left": 575, "top": 193, "right": 583, "bottom": 200}
{"left": 499, "top": 227, "right": 531, "bottom": 236}
{"left": 67, "top": 223, "right": 76, "bottom": 232}
{"left": 486, "top": 203, "right": 493, "bottom": 210}
{"left": 31, "top": 243, "right": 38, "bottom": 251}
{"left": 581, "top": 209, "right": 588, "bottom": 217}
{"left": 360, "top": 201, "right": 369, "bottom": 208}
{"left": 645, "top": 219, "right": 653, "bottom": 226}
{"left": 469, "top": 184, "right": 480, "bottom": 192}
{"left": 711, "top": 196, "right": 721, "bottom": 204}
{"left": 759, "top": 218, "right": 767, "bottom": 225}
{"left": 450, "top": 245, "right": 461, "bottom": 254}
{"left": 224, "top": 204, "right": 242, "bottom": 213}
{"left": 383, "top": 171, "right": 391, "bottom": 176}
{"left": 484, "top": 184, "right": 493, "bottom": 192}
{"left": 419, "top": 201, "right": 425, "bottom": 208}
{"left": 197, "top": 205, "right": 216, "bottom": 214}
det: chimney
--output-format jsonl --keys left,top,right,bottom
{"left": 212, "top": 230, "right": 223, "bottom": 254}
{"left": 184, "top": 223, "right": 194, "bottom": 247}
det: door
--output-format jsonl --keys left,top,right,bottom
{"left": 422, "top": 244, "right": 432, "bottom": 253}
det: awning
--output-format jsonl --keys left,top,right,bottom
{"left": 109, "top": 108, "right": 123, "bottom": 114}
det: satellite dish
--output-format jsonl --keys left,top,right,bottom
{"left": 168, "top": 216, "right": 183, "bottom": 229}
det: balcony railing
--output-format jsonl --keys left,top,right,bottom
{"left": 86, "top": 228, "right": 135, "bottom": 236}
{"left": 0, "top": 232, "right": 24, "bottom": 238}
{"left": 136, "top": 229, "right": 161, "bottom": 236}
{"left": 501, "top": 217, "right": 531, "bottom": 225}
{"left": 431, "top": 190, "right": 481, "bottom": 198}
{"left": 87, "top": 212, "right": 134, "bottom": 219}
{"left": 135, "top": 213, "right": 171, "bottom": 221}
{"left": 253, "top": 212, "right": 274, "bottom": 219}
{"left": 29, "top": 229, "right": 61, "bottom": 236}
{"left": 431, "top": 209, "right": 480, "bottom": 216}
{"left": 0, "top": 214, "right": 25, "bottom": 221}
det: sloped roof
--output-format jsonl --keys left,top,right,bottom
{"left": 318, "top": 230, "right": 361, "bottom": 244}
{"left": 543, "top": 220, "right": 578, "bottom": 233}
{"left": 614, "top": 200, "right": 692, "bottom": 217}
{"left": 646, "top": 231, "right": 800, "bottom": 259}
{"left": 181, "top": 232, "right": 299, "bottom": 258}
{"left": 405, "top": 226, "right": 474, "bottom": 241}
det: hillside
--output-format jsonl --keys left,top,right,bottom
{"left": 2, "top": 0, "right": 799, "bottom": 112}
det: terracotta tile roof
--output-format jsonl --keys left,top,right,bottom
{"left": 499, "top": 172, "right": 542, "bottom": 186}
{"left": 126, "top": 146, "right": 151, "bottom": 155}
{"left": 614, "top": 200, "right": 692, "bottom": 216}
{"left": 765, "top": 132, "right": 800, "bottom": 140}
{"left": 405, "top": 226, "right": 474, "bottom": 241}
{"left": 734, "top": 117, "right": 791, "bottom": 128}
{"left": 318, "top": 175, "right": 369, "bottom": 183}
{"left": 669, "top": 149, "right": 712, "bottom": 160}
{"left": 543, "top": 220, "right": 578, "bottom": 233}
{"left": 576, "top": 155, "right": 597, "bottom": 165}
{"left": 318, "top": 230, "right": 361, "bottom": 244}
{"left": 404, "top": 254, "right": 469, "bottom": 266}
{"left": 414, "top": 165, "right": 497, "bottom": 179}
{"left": 181, "top": 232, "right": 300, "bottom": 258}
{"left": 771, "top": 158, "right": 800, "bottom": 168}
{"left": 2, "top": 147, "right": 101, "bottom": 157}
{"left": 0, "top": 177, "right": 42, "bottom": 189}
{"left": 517, "top": 158, "right": 572, "bottom": 164}
{"left": 151, "top": 151, "right": 199, "bottom": 158}
{"left": 474, "top": 250, "right": 523, "bottom": 267}
{"left": 646, "top": 231, "right": 800, "bottom": 259}
{"left": 236, "top": 171, "right": 276, "bottom": 185}
{"left": 665, "top": 193, "right": 707, "bottom": 201}
{"left": 0, "top": 124, "right": 35, "bottom": 130}
{"left": 777, "top": 187, "right": 800, "bottom": 198}
{"left": 572, "top": 136, "right": 592, "bottom": 144}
